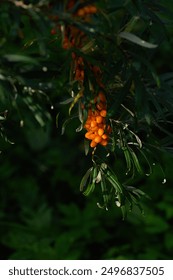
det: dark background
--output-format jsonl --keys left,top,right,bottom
{"left": 0, "top": 0, "right": 173, "bottom": 260}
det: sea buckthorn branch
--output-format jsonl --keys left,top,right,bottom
{"left": 51, "top": 0, "right": 149, "bottom": 215}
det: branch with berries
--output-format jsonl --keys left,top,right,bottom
{"left": 49, "top": 0, "right": 169, "bottom": 216}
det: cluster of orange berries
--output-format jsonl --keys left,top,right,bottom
{"left": 61, "top": 1, "right": 97, "bottom": 83}
{"left": 76, "top": 4, "right": 97, "bottom": 17}
{"left": 62, "top": 1, "right": 97, "bottom": 49}
{"left": 84, "top": 92, "right": 111, "bottom": 148}
{"left": 50, "top": 1, "right": 98, "bottom": 83}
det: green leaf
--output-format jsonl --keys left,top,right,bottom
{"left": 83, "top": 183, "right": 95, "bottom": 196}
{"left": 105, "top": 169, "right": 123, "bottom": 195}
{"left": 122, "top": 147, "right": 132, "bottom": 174}
{"left": 61, "top": 115, "right": 77, "bottom": 135}
{"left": 119, "top": 32, "right": 158, "bottom": 48}
{"left": 80, "top": 167, "right": 93, "bottom": 191}
{"left": 56, "top": 112, "right": 60, "bottom": 128}
{"left": 3, "top": 54, "right": 39, "bottom": 65}
{"left": 120, "top": 205, "right": 127, "bottom": 220}
{"left": 69, "top": 90, "right": 83, "bottom": 115}
{"left": 100, "top": 174, "right": 109, "bottom": 208}
{"left": 129, "top": 147, "right": 143, "bottom": 174}
{"left": 60, "top": 98, "right": 74, "bottom": 105}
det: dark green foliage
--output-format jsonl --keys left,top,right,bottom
{"left": 0, "top": 0, "right": 173, "bottom": 260}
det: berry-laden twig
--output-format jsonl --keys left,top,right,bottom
{"left": 51, "top": 0, "right": 111, "bottom": 148}
{"left": 84, "top": 91, "right": 112, "bottom": 148}
{"left": 50, "top": 0, "right": 149, "bottom": 215}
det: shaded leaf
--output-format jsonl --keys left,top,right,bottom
{"left": 3, "top": 54, "right": 39, "bottom": 65}
{"left": 61, "top": 115, "right": 77, "bottom": 135}
{"left": 80, "top": 167, "right": 93, "bottom": 191}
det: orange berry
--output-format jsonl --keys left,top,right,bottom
{"left": 100, "top": 109, "right": 107, "bottom": 117}
{"left": 89, "top": 5, "right": 97, "bottom": 14}
{"left": 90, "top": 140, "right": 97, "bottom": 148}
{"left": 84, "top": 124, "right": 90, "bottom": 130}
{"left": 102, "top": 134, "right": 108, "bottom": 140}
{"left": 85, "top": 132, "right": 95, "bottom": 140}
{"left": 96, "top": 115, "right": 103, "bottom": 124}
{"left": 94, "top": 135, "right": 102, "bottom": 143}
{"left": 98, "top": 128, "right": 104, "bottom": 136}
{"left": 100, "top": 139, "right": 108, "bottom": 146}
{"left": 77, "top": 8, "right": 85, "bottom": 17}
{"left": 91, "top": 120, "right": 97, "bottom": 128}
{"left": 90, "top": 126, "right": 98, "bottom": 132}
{"left": 98, "top": 92, "right": 106, "bottom": 103}
{"left": 83, "top": 6, "right": 90, "bottom": 14}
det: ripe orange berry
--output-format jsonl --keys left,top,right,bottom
{"left": 94, "top": 135, "right": 102, "bottom": 143}
{"left": 90, "top": 120, "right": 97, "bottom": 128}
{"left": 85, "top": 132, "right": 95, "bottom": 140}
{"left": 89, "top": 5, "right": 97, "bottom": 14}
{"left": 90, "top": 140, "right": 97, "bottom": 148}
{"left": 96, "top": 115, "right": 103, "bottom": 124}
{"left": 102, "top": 134, "right": 108, "bottom": 140}
{"left": 83, "top": 6, "right": 90, "bottom": 14}
{"left": 84, "top": 124, "right": 90, "bottom": 130}
{"left": 90, "top": 126, "right": 98, "bottom": 132}
{"left": 100, "top": 139, "right": 108, "bottom": 146}
{"left": 98, "top": 128, "right": 104, "bottom": 136}
{"left": 100, "top": 109, "right": 107, "bottom": 117}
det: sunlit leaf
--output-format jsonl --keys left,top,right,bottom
{"left": 119, "top": 32, "right": 158, "bottom": 48}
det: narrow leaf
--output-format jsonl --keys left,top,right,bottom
{"left": 83, "top": 183, "right": 95, "bottom": 196}
{"left": 61, "top": 115, "right": 77, "bottom": 135}
{"left": 60, "top": 97, "right": 74, "bottom": 105}
{"left": 129, "top": 147, "right": 143, "bottom": 174}
{"left": 80, "top": 167, "right": 93, "bottom": 191}
{"left": 56, "top": 112, "right": 60, "bottom": 128}
{"left": 3, "top": 54, "right": 39, "bottom": 65}
{"left": 119, "top": 32, "right": 157, "bottom": 49}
